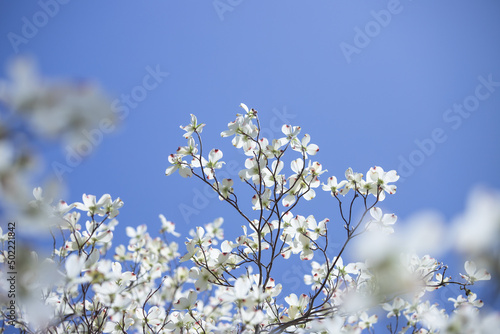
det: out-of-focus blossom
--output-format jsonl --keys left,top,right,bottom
{"left": 451, "top": 187, "right": 500, "bottom": 271}
{"left": 159, "top": 214, "right": 181, "bottom": 237}
{"left": 0, "top": 57, "right": 116, "bottom": 220}
{"left": 0, "top": 57, "right": 116, "bottom": 143}
{"left": 365, "top": 207, "right": 397, "bottom": 234}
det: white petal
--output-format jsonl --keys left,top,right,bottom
{"left": 209, "top": 148, "right": 223, "bottom": 162}
{"left": 370, "top": 207, "right": 383, "bottom": 221}
{"left": 282, "top": 194, "right": 296, "bottom": 207}
{"left": 306, "top": 144, "right": 319, "bottom": 156}
{"left": 65, "top": 254, "right": 84, "bottom": 278}
{"left": 33, "top": 187, "right": 43, "bottom": 200}
{"left": 165, "top": 165, "right": 178, "bottom": 176}
{"left": 385, "top": 170, "right": 400, "bottom": 182}
{"left": 301, "top": 134, "right": 311, "bottom": 146}
{"left": 476, "top": 269, "right": 491, "bottom": 281}
{"left": 240, "top": 103, "right": 249, "bottom": 113}
{"left": 465, "top": 261, "right": 477, "bottom": 276}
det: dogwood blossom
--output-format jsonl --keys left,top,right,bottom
{"left": 367, "top": 166, "right": 399, "bottom": 201}
{"left": 365, "top": 207, "right": 397, "bottom": 234}
{"left": 215, "top": 178, "right": 234, "bottom": 200}
{"left": 159, "top": 213, "right": 181, "bottom": 237}
{"left": 281, "top": 124, "right": 301, "bottom": 145}
{"left": 191, "top": 148, "right": 225, "bottom": 179}
{"left": 220, "top": 107, "right": 258, "bottom": 153}
{"left": 460, "top": 260, "right": 491, "bottom": 283}
{"left": 341, "top": 167, "right": 364, "bottom": 195}
{"left": 382, "top": 297, "right": 408, "bottom": 318}
{"left": 448, "top": 293, "right": 484, "bottom": 309}
{"left": 284, "top": 293, "right": 309, "bottom": 320}
{"left": 252, "top": 188, "right": 272, "bottom": 210}
{"left": 357, "top": 312, "right": 378, "bottom": 329}
{"left": 282, "top": 159, "right": 320, "bottom": 206}
{"left": 176, "top": 136, "right": 198, "bottom": 156}
{"left": 291, "top": 133, "right": 319, "bottom": 158}
{"left": 165, "top": 153, "right": 193, "bottom": 177}
{"left": 322, "top": 175, "right": 348, "bottom": 196}
{"left": 174, "top": 290, "right": 198, "bottom": 310}
{"left": 180, "top": 114, "right": 205, "bottom": 138}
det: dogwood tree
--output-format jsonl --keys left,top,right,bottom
{"left": 0, "top": 61, "right": 499, "bottom": 333}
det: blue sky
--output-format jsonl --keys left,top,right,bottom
{"left": 1, "top": 0, "right": 500, "bottom": 309}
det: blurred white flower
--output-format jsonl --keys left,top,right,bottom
{"left": 452, "top": 186, "right": 500, "bottom": 255}
{"left": 0, "top": 57, "right": 116, "bottom": 143}
{"left": 159, "top": 214, "right": 180, "bottom": 237}
{"left": 365, "top": 207, "right": 397, "bottom": 234}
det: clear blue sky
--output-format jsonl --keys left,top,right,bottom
{"left": 1, "top": 0, "right": 500, "bottom": 309}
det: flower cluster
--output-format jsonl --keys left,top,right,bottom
{"left": 322, "top": 166, "right": 399, "bottom": 201}
{"left": 1, "top": 103, "right": 498, "bottom": 333}
{"left": 0, "top": 58, "right": 116, "bottom": 219}
{"left": 160, "top": 105, "right": 497, "bottom": 333}
{"left": 0, "top": 190, "right": 191, "bottom": 333}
